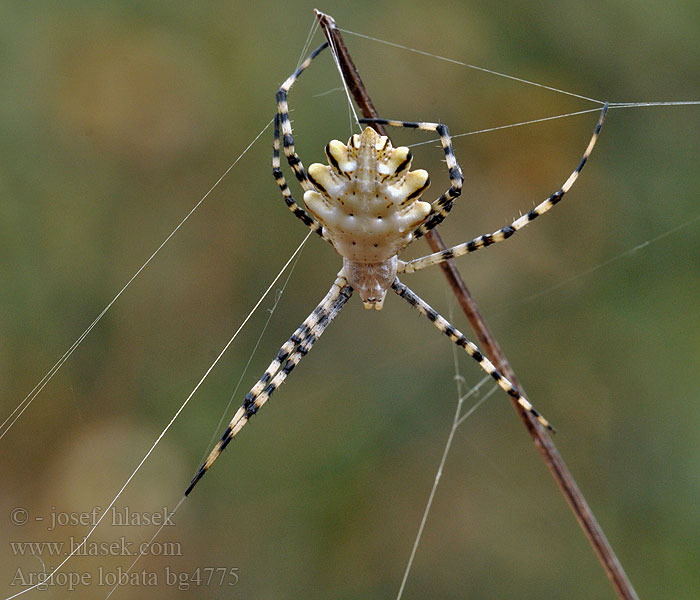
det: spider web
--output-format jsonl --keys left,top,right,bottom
{"left": 2, "top": 7, "right": 699, "bottom": 599}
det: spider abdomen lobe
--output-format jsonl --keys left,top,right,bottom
{"left": 304, "top": 126, "right": 431, "bottom": 266}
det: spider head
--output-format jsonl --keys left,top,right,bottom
{"left": 342, "top": 256, "right": 397, "bottom": 310}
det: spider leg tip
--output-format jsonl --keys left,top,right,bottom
{"left": 542, "top": 419, "right": 556, "bottom": 434}
{"left": 184, "top": 466, "right": 207, "bottom": 497}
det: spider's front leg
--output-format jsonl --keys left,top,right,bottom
{"left": 271, "top": 42, "right": 336, "bottom": 242}
{"left": 392, "top": 278, "right": 554, "bottom": 432}
{"left": 272, "top": 113, "right": 324, "bottom": 237}
{"left": 400, "top": 104, "right": 608, "bottom": 274}
{"left": 358, "top": 117, "right": 464, "bottom": 235}
{"left": 275, "top": 42, "right": 328, "bottom": 192}
{"left": 185, "top": 274, "right": 353, "bottom": 496}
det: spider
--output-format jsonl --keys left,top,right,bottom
{"left": 185, "top": 42, "right": 607, "bottom": 496}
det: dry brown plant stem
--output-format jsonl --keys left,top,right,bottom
{"left": 315, "top": 10, "right": 638, "bottom": 600}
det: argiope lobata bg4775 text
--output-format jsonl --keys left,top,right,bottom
{"left": 185, "top": 41, "right": 607, "bottom": 496}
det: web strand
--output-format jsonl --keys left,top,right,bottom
{"left": 325, "top": 28, "right": 361, "bottom": 131}
{"left": 198, "top": 245, "right": 306, "bottom": 466}
{"left": 339, "top": 28, "right": 605, "bottom": 105}
{"left": 103, "top": 498, "right": 186, "bottom": 599}
{"left": 0, "top": 119, "right": 274, "bottom": 443}
{"left": 496, "top": 212, "right": 700, "bottom": 314}
{"left": 3, "top": 232, "right": 312, "bottom": 600}
{"left": 407, "top": 108, "right": 603, "bottom": 149}
{"left": 396, "top": 368, "right": 495, "bottom": 600}
{"left": 609, "top": 100, "right": 700, "bottom": 109}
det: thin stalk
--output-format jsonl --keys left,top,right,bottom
{"left": 315, "top": 10, "right": 638, "bottom": 600}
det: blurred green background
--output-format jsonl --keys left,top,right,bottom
{"left": 1, "top": 1, "right": 698, "bottom": 598}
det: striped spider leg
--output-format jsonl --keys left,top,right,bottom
{"left": 396, "top": 104, "right": 608, "bottom": 273}
{"left": 357, "top": 106, "right": 607, "bottom": 432}
{"left": 391, "top": 279, "right": 550, "bottom": 427}
{"left": 272, "top": 42, "right": 330, "bottom": 239}
{"left": 186, "top": 41, "right": 606, "bottom": 496}
{"left": 186, "top": 275, "right": 352, "bottom": 495}
{"left": 186, "top": 43, "right": 338, "bottom": 497}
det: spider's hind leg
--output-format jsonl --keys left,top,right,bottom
{"left": 392, "top": 278, "right": 554, "bottom": 432}
{"left": 185, "top": 274, "right": 353, "bottom": 496}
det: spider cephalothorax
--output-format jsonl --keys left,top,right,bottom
{"left": 304, "top": 127, "right": 432, "bottom": 308}
{"left": 185, "top": 40, "right": 607, "bottom": 496}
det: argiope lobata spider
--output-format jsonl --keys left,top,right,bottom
{"left": 185, "top": 42, "right": 607, "bottom": 496}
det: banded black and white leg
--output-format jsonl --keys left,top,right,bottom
{"left": 272, "top": 113, "right": 324, "bottom": 237}
{"left": 392, "top": 278, "right": 554, "bottom": 431}
{"left": 185, "top": 274, "right": 353, "bottom": 495}
{"left": 275, "top": 42, "right": 329, "bottom": 193}
{"left": 359, "top": 117, "right": 464, "bottom": 235}
{"left": 272, "top": 42, "right": 330, "bottom": 235}
{"left": 400, "top": 103, "right": 608, "bottom": 274}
